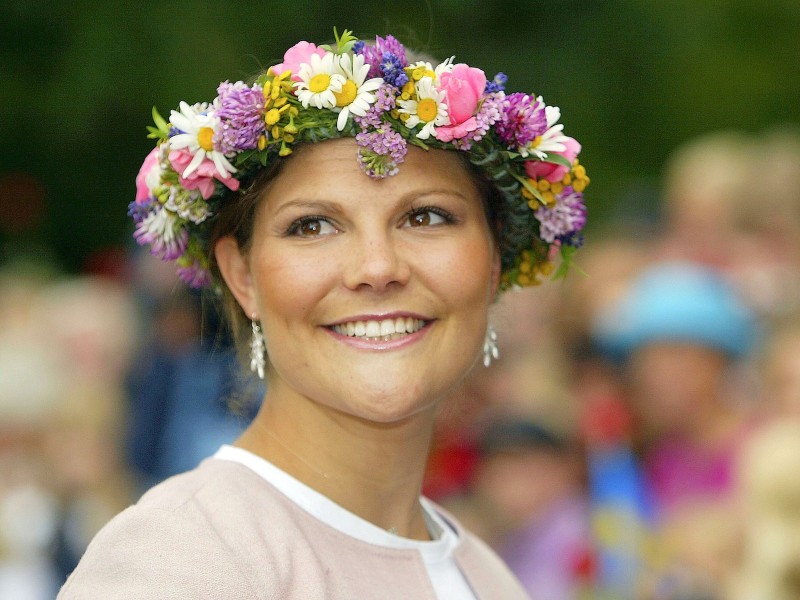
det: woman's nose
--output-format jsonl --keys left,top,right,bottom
{"left": 342, "top": 230, "right": 411, "bottom": 292}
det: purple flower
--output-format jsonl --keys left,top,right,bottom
{"left": 380, "top": 52, "right": 409, "bottom": 88}
{"left": 458, "top": 92, "right": 505, "bottom": 149}
{"left": 177, "top": 261, "right": 212, "bottom": 288}
{"left": 133, "top": 206, "right": 189, "bottom": 260}
{"left": 356, "top": 34, "right": 408, "bottom": 79}
{"left": 214, "top": 81, "right": 266, "bottom": 154}
{"left": 354, "top": 84, "right": 397, "bottom": 129}
{"left": 355, "top": 125, "right": 407, "bottom": 179}
{"left": 485, "top": 72, "right": 507, "bottom": 94}
{"left": 495, "top": 93, "right": 547, "bottom": 149}
{"left": 534, "top": 187, "right": 587, "bottom": 243}
{"left": 127, "top": 198, "right": 156, "bottom": 224}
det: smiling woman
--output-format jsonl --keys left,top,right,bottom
{"left": 59, "top": 28, "right": 588, "bottom": 600}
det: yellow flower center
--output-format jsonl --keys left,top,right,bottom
{"left": 416, "top": 98, "right": 439, "bottom": 123}
{"left": 197, "top": 127, "right": 214, "bottom": 151}
{"left": 334, "top": 80, "right": 358, "bottom": 107}
{"left": 309, "top": 73, "right": 331, "bottom": 93}
{"left": 530, "top": 135, "right": 542, "bottom": 148}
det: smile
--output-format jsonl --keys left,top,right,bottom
{"left": 330, "top": 317, "right": 427, "bottom": 341}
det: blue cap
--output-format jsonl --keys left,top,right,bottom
{"left": 592, "top": 262, "right": 758, "bottom": 359}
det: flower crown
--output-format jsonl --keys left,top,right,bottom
{"left": 130, "top": 29, "right": 589, "bottom": 291}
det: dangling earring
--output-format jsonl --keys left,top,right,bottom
{"left": 250, "top": 315, "right": 266, "bottom": 380}
{"left": 483, "top": 325, "right": 499, "bottom": 367}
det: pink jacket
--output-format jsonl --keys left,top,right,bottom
{"left": 59, "top": 457, "right": 530, "bottom": 599}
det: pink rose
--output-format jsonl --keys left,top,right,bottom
{"left": 433, "top": 64, "right": 485, "bottom": 142}
{"left": 439, "top": 64, "right": 485, "bottom": 124}
{"left": 169, "top": 150, "right": 240, "bottom": 199}
{"left": 135, "top": 148, "right": 161, "bottom": 203}
{"left": 270, "top": 41, "right": 327, "bottom": 82}
{"left": 524, "top": 137, "right": 582, "bottom": 183}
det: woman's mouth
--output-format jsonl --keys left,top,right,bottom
{"left": 330, "top": 317, "right": 428, "bottom": 342}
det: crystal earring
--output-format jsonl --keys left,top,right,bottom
{"left": 250, "top": 316, "right": 266, "bottom": 380}
{"left": 483, "top": 325, "right": 499, "bottom": 367}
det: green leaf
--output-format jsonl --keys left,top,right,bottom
{"left": 541, "top": 153, "right": 572, "bottom": 168}
{"left": 552, "top": 245, "right": 586, "bottom": 280}
{"left": 147, "top": 106, "right": 170, "bottom": 140}
{"left": 509, "top": 170, "right": 545, "bottom": 204}
{"left": 322, "top": 27, "right": 359, "bottom": 54}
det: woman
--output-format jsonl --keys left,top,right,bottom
{"left": 59, "top": 29, "right": 588, "bottom": 599}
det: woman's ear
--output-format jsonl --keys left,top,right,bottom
{"left": 214, "top": 236, "right": 258, "bottom": 317}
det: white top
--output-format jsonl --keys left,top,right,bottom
{"left": 214, "top": 444, "right": 477, "bottom": 600}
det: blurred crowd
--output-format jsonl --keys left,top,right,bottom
{"left": 2, "top": 125, "right": 800, "bottom": 599}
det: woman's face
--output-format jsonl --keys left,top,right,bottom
{"left": 220, "top": 138, "right": 500, "bottom": 424}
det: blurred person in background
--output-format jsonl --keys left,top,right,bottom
{"left": 593, "top": 261, "right": 759, "bottom": 596}
{"left": 730, "top": 419, "right": 800, "bottom": 600}
{"left": 469, "top": 414, "right": 594, "bottom": 600}
{"left": 0, "top": 272, "right": 137, "bottom": 599}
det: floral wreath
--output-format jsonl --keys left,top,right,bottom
{"left": 129, "top": 29, "right": 589, "bottom": 291}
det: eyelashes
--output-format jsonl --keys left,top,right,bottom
{"left": 284, "top": 206, "right": 457, "bottom": 238}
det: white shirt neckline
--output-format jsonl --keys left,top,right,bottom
{"left": 213, "top": 444, "right": 460, "bottom": 563}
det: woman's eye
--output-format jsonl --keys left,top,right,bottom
{"left": 289, "top": 217, "right": 337, "bottom": 237}
{"left": 406, "top": 209, "right": 449, "bottom": 228}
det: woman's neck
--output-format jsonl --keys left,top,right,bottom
{"left": 235, "top": 387, "right": 437, "bottom": 540}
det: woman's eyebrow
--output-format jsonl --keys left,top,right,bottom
{"left": 398, "top": 188, "right": 471, "bottom": 205}
{"left": 271, "top": 199, "right": 345, "bottom": 217}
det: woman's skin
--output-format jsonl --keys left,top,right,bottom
{"left": 215, "top": 138, "right": 500, "bottom": 540}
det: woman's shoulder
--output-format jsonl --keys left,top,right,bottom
{"left": 58, "top": 457, "right": 296, "bottom": 600}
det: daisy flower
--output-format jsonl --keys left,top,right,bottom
{"left": 523, "top": 102, "right": 571, "bottom": 160}
{"left": 397, "top": 77, "right": 449, "bottom": 140}
{"left": 332, "top": 53, "right": 383, "bottom": 131}
{"left": 295, "top": 52, "right": 345, "bottom": 110}
{"left": 168, "top": 101, "right": 237, "bottom": 180}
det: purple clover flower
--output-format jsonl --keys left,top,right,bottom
{"left": 214, "top": 81, "right": 266, "bottom": 154}
{"left": 495, "top": 93, "right": 547, "bottom": 149}
{"left": 177, "top": 261, "right": 212, "bottom": 288}
{"left": 534, "top": 187, "right": 587, "bottom": 243}
{"left": 133, "top": 206, "right": 189, "bottom": 261}
{"left": 356, "top": 34, "right": 408, "bottom": 79}
{"left": 485, "top": 72, "right": 508, "bottom": 94}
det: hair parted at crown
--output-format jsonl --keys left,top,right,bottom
{"left": 129, "top": 28, "right": 589, "bottom": 291}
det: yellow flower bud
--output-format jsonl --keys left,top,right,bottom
{"left": 257, "top": 135, "right": 267, "bottom": 151}
{"left": 538, "top": 179, "right": 551, "bottom": 191}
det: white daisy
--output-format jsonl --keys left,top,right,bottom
{"left": 295, "top": 52, "right": 345, "bottom": 110}
{"left": 168, "top": 101, "right": 237, "bottom": 180}
{"left": 407, "top": 57, "right": 454, "bottom": 85}
{"left": 397, "top": 77, "right": 449, "bottom": 140}
{"left": 331, "top": 53, "right": 383, "bottom": 131}
{"left": 523, "top": 101, "right": 570, "bottom": 160}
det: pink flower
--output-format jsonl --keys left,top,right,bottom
{"left": 434, "top": 64, "right": 486, "bottom": 142}
{"left": 135, "top": 148, "right": 161, "bottom": 203}
{"left": 270, "top": 41, "right": 327, "bottom": 82}
{"left": 524, "top": 137, "right": 582, "bottom": 183}
{"left": 169, "top": 150, "right": 239, "bottom": 199}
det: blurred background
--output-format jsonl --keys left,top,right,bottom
{"left": 2, "top": 1, "right": 799, "bottom": 598}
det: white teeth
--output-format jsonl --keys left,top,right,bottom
{"left": 332, "top": 318, "right": 426, "bottom": 340}
{"left": 380, "top": 319, "right": 394, "bottom": 336}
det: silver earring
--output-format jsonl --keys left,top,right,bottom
{"left": 250, "top": 316, "right": 265, "bottom": 380}
{"left": 483, "top": 325, "right": 499, "bottom": 367}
